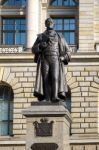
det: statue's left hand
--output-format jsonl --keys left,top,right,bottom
{"left": 60, "top": 56, "right": 64, "bottom": 61}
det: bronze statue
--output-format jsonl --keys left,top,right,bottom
{"left": 32, "top": 18, "right": 71, "bottom": 102}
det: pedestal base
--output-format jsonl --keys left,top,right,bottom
{"left": 23, "top": 102, "right": 71, "bottom": 150}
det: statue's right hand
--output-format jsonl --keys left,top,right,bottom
{"left": 39, "top": 42, "right": 47, "bottom": 49}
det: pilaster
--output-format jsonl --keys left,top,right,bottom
{"left": 40, "top": 0, "right": 48, "bottom": 32}
{"left": 79, "top": 0, "right": 95, "bottom": 52}
{"left": 26, "top": 0, "right": 39, "bottom": 49}
{"left": 0, "top": 16, "right": 1, "bottom": 45}
{"left": 94, "top": 0, "right": 99, "bottom": 52}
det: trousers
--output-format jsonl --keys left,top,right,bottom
{"left": 41, "top": 55, "right": 59, "bottom": 101}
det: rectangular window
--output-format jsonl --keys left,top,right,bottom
{"left": 50, "top": 0, "right": 76, "bottom": 6}
{"left": 2, "top": 18, "right": 26, "bottom": 45}
{"left": 53, "top": 18, "right": 76, "bottom": 45}
{"left": 3, "top": 0, "right": 26, "bottom": 6}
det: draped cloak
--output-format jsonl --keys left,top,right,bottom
{"left": 32, "top": 31, "right": 71, "bottom": 101}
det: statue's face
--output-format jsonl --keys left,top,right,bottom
{"left": 45, "top": 18, "right": 54, "bottom": 29}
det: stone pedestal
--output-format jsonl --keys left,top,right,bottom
{"left": 23, "top": 102, "right": 71, "bottom": 150}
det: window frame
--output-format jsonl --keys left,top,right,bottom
{"left": 0, "top": 83, "right": 13, "bottom": 136}
{"left": 3, "top": 0, "right": 26, "bottom": 7}
{"left": 48, "top": 0, "right": 78, "bottom": 51}
{"left": 50, "top": 15, "right": 78, "bottom": 47}
{"left": 49, "top": 0, "right": 77, "bottom": 7}
{"left": 52, "top": 16, "right": 76, "bottom": 45}
{"left": 2, "top": 17, "right": 26, "bottom": 45}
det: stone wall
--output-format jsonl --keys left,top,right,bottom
{"left": 79, "top": 0, "right": 94, "bottom": 52}
{"left": 0, "top": 53, "right": 99, "bottom": 140}
{"left": 94, "top": 0, "right": 99, "bottom": 43}
{"left": 71, "top": 144, "right": 99, "bottom": 150}
{"left": 0, "top": 144, "right": 25, "bottom": 150}
{"left": 0, "top": 54, "right": 37, "bottom": 137}
{"left": 68, "top": 64, "right": 99, "bottom": 134}
{"left": 0, "top": 53, "right": 98, "bottom": 150}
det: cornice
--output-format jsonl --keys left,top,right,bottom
{"left": 0, "top": 52, "right": 99, "bottom": 64}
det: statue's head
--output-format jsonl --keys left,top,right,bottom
{"left": 45, "top": 18, "right": 54, "bottom": 29}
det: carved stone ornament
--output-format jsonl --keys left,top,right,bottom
{"left": 31, "top": 143, "right": 58, "bottom": 150}
{"left": 33, "top": 118, "right": 54, "bottom": 136}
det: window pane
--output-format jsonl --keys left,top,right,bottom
{"left": 22, "top": 0, "right": 26, "bottom": 6}
{"left": 15, "top": 19, "right": 26, "bottom": 30}
{"left": 50, "top": 0, "right": 57, "bottom": 6}
{"left": 70, "top": 23, "right": 75, "bottom": 30}
{"left": 50, "top": 0, "right": 76, "bottom": 6}
{"left": 15, "top": 0, "right": 21, "bottom": 6}
{"left": 3, "top": 18, "right": 26, "bottom": 45}
{"left": 70, "top": 32, "right": 75, "bottom": 44}
{"left": 58, "top": 0, "right": 62, "bottom": 6}
{"left": 64, "top": 19, "right": 70, "bottom": 30}
{"left": 3, "top": 0, "right": 26, "bottom": 6}
{"left": 54, "top": 19, "right": 62, "bottom": 30}
{"left": 3, "top": 19, "right": 14, "bottom": 30}
{"left": 0, "top": 123, "right": 8, "bottom": 136}
{"left": 20, "top": 32, "right": 26, "bottom": 44}
{"left": 0, "top": 87, "right": 4, "bottom": 99}
{"left": 70, "top": 0, "right": 75, "bottom": 6}
{"left": 10, "top": 102, "right": 13, "bottom": 119}
{"left": 16, "top": 32, "right": 26, "bottom": 45}
{"left": 16, "top": 32, "right": 21, "bottom": 45}
{"left": 3, "top": 32, "right": 14, "bottom": 45}
{"left": 21, "top": 19, "right": 26, "bottom": 30}
{"left": 0, "top": 103, "right": 2, "bottom": 121}
{"left": 70, "top": 19, "right": 75, "bottom": 30}
{"left": 0, "top": 84, "right": 13, "bottom": 136}
{"left": 64, "top": 32, "right": 70, "bottom": 44}
{"left": 15, "top": 19, "right": 21, "bottom": 30}
{"left": 0, "top": 102, "right": 9, "bottom": 121}
{"left": 8, "top": 0, "right": 14, "bottom": 6}
{"left": 64, "top": 0, "right": 69, "bottom": 6}
{"left": 53, "top": 18, "right": 76, "bottom": 45}
{"left": 64, "top": 32, "right": 75, "bottom": 44}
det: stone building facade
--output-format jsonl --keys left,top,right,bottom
{"left": 0, "top": 0, "right": 99, "bottom": 150}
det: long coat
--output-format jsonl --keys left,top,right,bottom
{"left": 32, "top": 31, "right": 71, "bottom": 101}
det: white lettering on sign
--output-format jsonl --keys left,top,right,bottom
{"left": 0, "top": 47, "right": 23, "bottom": 53}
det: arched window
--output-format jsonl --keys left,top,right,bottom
{"left": 0, "top": 82, "right": 13, "bottom": 136}
{"left": 50, "top": 0, "right": 77, "bottom": 6}
{"left": 3, "top": 0, "right": 26, "bottom": 6}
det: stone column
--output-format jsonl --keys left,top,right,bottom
{"left": 40, "top": 0, "right": 48, "bottom": 32}
{"left": 23, "top": 102, "right": 71, "bottom": 150}
{"left": 26, "top": 0, "right": 39, "bottom": 49}
{"left": 79, "top": 0, "right": 95, "bottom": 52}
{"left": 0, "top": 16, "right": 2, "bottom": 45}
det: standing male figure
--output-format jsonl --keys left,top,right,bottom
{"left": 32, "top": 18, "right": 71, "bottom": 102}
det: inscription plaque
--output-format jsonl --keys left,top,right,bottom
{"left": 33, "top": 118, "right": 53, "bottom": 136}
{"left": 31, "top": 143, "right": 58, "bottom": 150}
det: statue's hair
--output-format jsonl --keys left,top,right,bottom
{"left": 45, "top": 18, "right": 54, "bottom": 25}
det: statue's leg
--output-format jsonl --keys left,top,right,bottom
{"left": 50, "top": 57, "right": 59, "bottom": 102}
{"left": 41, "top": 59, "right": 50, "bottom": 101}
